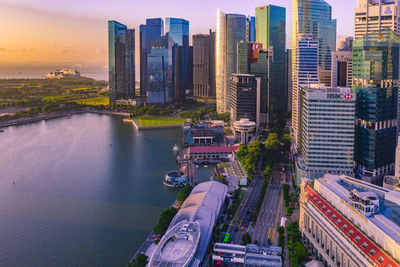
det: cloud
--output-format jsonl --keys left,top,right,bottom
{"left": 58, "top": 48, "right": 74, "bottom": 54}
{"left": 0, "top": 47, "right": 6, "bottom": 52}
{"left": 0, "top": 47, "right": 36, "bottom": 53}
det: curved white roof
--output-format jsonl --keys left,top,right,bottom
{"left": 149, "top": 181, "right": 227, "bottom": 267}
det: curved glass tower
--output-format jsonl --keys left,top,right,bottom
{"left": 216, "top": 9, "right": 246, "bottom": 113}
{"left": 291, "top": 0, "right": 336, "bottom": 143}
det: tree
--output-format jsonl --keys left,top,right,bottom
{"left": 127, "top": 254, "right": 148, "bottom": 267}
{"left": 242, "top": 232, "right": 252, "bottom": 245}
{"left": 153, "top": 207, "right": 178, "bottom": 235}
{"left": 281, "top": 134, "right": 291, "bottom": 151}
{"left": 176, "top": 184, "right": 192, "bottom": 205}
{"left": 263, "top": 165, "right": 272, "bottom": 179}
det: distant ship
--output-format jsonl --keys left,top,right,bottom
{"left": 172, "top": 144, "right": 179, "bottom": 152}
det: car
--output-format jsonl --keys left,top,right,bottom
{"left": 281, "top": 168, "right": 285, "bottom": 172}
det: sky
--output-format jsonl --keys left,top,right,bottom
{"left": 0, "top": 0, "right": 356, "bottom": 74}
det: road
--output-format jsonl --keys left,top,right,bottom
{"left": 249, "top": 154, "right": 289, "bottom": 247}
{"left": 228, "top": 173, "right": 264, "bottom": 244}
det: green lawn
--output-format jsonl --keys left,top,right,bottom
{"left": 73, "top": 96, "right": 109, "bottom": 106}
{"left": 135, "top": 115, "right": 186, "bottom": 127}
{"left": 42, "top": 95, "right": 75, "bottom": 101}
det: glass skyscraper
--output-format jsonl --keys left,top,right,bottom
{"left": 140, "top": 18, "right": 164, "bottom": 96}
{"left": 246, "top": 16, "right": 256, "bottom": 42}
{"left": 256, "top": 5, "right": 286, "bottom": 124}
{"left": 147, "top": 34, "right": 174, "bottom": 104}
{"left": 353, "top": 30, "right": 399, "bottom": 183}
{"left": 108, "top": 20, "right": 135, "bottom": 104}
{"left": 237, "top": 42, "right": 272, "bottom": 125}
{"left": 291, "top": 0, "right": 336, "bottom": 144}
{"left": 216, "top": 9, "right": 247, "bottom": 113}
{"left": 165, "top": 18, "right": 189, "bottom": 47}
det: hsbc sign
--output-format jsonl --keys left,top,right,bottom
{"left": 327, "top": 93, "right": 353, "bottom": 99}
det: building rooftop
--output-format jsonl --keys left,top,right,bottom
{"left": 307, "top": 174, "right": 400, "bottom": 265}
{"left": 149, "top": 181, "right": 228, "bottom": 267}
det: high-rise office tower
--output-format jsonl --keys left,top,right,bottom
{"left": 354, "top": 0, "right": 400, "bottom": 40}
{"left": 147, "top": 34, "right": 174, "bottom": 104}
{"left": 216, "top": 9, "right": 247, "bottom": 113}
{"left": 246, "top": 16, "right": 256, "bottom": 42}
{"left": 256, "top": 5, "right": 287, "bottom": 124}
{"left": 237, "top": 42, "right": 272, "bottom": 125}
{"left": 292, "top": 0, "right": 336, "bottom": 89}
{"left": 331, "top": 51, "right": 352, "bottom": 88}
{"left": 165, "top": 18, "right": 189, "bottom": 46}
{"left": 108, "top": 20, "right": 135, "bottom": 104}
{"left": 193, "top": 31, "right": 216, "bottom": 98}
{"left": 296, "top": 86, "right": 355, "bottom": 183}
{"left": 286, "top": 49, "right": 292, "bottom": 114}
{"left": 292, "top": 34, "right": 320, "bottom": 144}
{"left": 173, "top": 45, "right": 193, "bottom": 103}
{"left": 353, "top": 30, "right": 399, "bottom": 183}
{"left": 139, "top": 18, "right": 164, "bottom": 96}
{"left": 230, "top": 74, "right": 260, "bottom": 127}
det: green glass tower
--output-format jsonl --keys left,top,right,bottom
{"left": 353, "top": 29, "right": 399, "bottom": 183}
{"left": 255, "top": 5, "right": 286, "bottom": 124}
{"left": 237, "top": 42, "right": 272, "bottom": 125}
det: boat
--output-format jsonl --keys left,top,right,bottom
{"left": 204, "top": 165, "right": 208, "bottom": 168}
{"left": 172, "top": 144, "right": 179, "bottom": 152}
{"left": 0, "top": 129, "right": 4, "bottom": 133}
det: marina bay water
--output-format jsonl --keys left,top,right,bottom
{"left": 0, "top": 113, "right": 214, "bottom": 266}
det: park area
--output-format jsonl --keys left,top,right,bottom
{"left": 72, "top": 97, "right": 109, "bottom": 106}
{"left": 134, "top": 115, "right": 186, "bottom": 127}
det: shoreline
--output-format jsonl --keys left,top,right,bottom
{"left": 0, "top": 109, "right": 131, "bottom": 128}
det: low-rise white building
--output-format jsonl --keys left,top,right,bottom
{"left": 300, "top": 174, "right": 400, "bottom": 267}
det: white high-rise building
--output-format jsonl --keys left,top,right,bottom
{"left": 354, "top": 0, "right": 400, "bottom": 40}
{"left": 292, "top": 34, "right": 319, "bottom": 145}
{"left": 295, "top": 86, "right": 356, "bottom": 184}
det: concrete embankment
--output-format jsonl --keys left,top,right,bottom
{"left": 0, "top": 110, "right": 87, "bottom": 128}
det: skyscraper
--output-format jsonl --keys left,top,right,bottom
{"left": 108, "top": 20, "right": 135, "bottom": 104}
{"left": 354, "top": 0, "right": 400, "bottom": 39}
{"left": 292, "top": 34, "right": 319, "bottom": 143}
{"left": 331, "top": 51, "right": 352, "bottom": 88}
{"left": 216, "top": 9, "right": 247, "bottom": 113}
{"left": 173, "top": 45, "right": 193, "bottom": 103}
{"left": 255, "top": 5, "right": 287, "bottom": 124}
{"left": 165, "top": 18, "right": 189, "bottom": 46}
{"left": 246, "top": 16, "right": 256, "bottom": 42}
{"left": 230, "top": 74, "right": 260, "bottom": 127}
{"left": 237, "top": 42, "right": 272, "bottom": 125}
{"left": 147, "top": 34, "right": 174, "bottom": 104}
{"left": 140, "top": 18, "right": 164, "bottom": 96}
{"left": 193, "top": 31, "right": 216, "bottom": 98}
{"left": 353, "top": 30, "right": 399, "bottom": 183}
{"left": 286, "top": 49, "right": 292, "bottom": 114}
{"left": 292, "top": 0, "right": 336, "bottom": 88}
{"left": 296, "top": 86, "right": 356, "bottom": 183}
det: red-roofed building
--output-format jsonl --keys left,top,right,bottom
{"left": 299, "top": 175, "right": 400, "bottom": 267}
{"left": 183, "top": 145, "right": 239, "bottom": 162}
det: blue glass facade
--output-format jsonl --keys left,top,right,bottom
{"left": 292, "top": 0, "right": 336, "bottom": 72}
{"left": 140, "top": 18, "right": 164, "bottom": 96}
{"left": 247, "top": 16, "right": 256, "bottom": 42}
{"left": 147, "top": 34, "right": 174, "bottom": 104}
{"left": 173, "top": 45, "right": 193, "bottom": 103}
{"left": 108, "top": 20, "right": 135, "bottom": 104}
{"left": 165, "top": 18, "right": 189, "bottom": 47}
{"left": 353, "top": 30, "right": 399, "bottom": 180}
{"left": 225, "top": 14, "right": 246, "bottom": 112}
